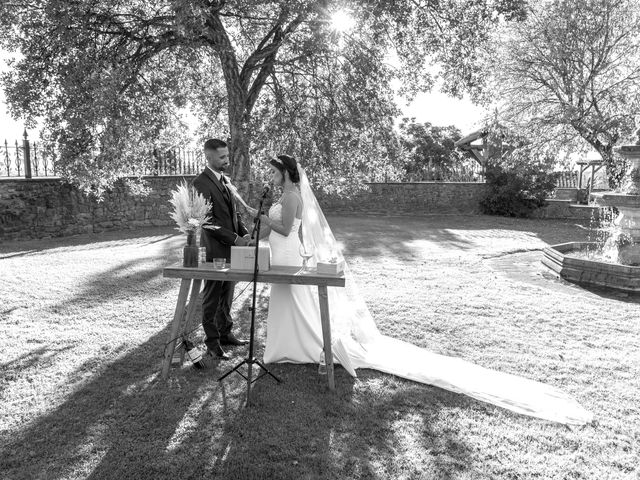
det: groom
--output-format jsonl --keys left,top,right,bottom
{"left": 193, "top": 138, "right": 252, "bottom": 360}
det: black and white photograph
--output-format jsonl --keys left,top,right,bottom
{"left": 1, "top": 1, "right": 639, "bottom": 478}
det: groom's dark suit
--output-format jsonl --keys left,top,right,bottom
{"left": 193, "top": 167, "right": 249, "bottom": 351}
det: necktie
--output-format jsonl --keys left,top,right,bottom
{"left": 220, "top": 175, "right": 231, "bottom": 201}
{"left": 221, "top": 175, "right": 238, "bottom": 232}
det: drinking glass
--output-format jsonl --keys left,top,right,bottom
{"left": 299, "top": 243, "right": 314, "bottom": 272}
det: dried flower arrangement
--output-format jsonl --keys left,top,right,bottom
{"left": 169, "top": 181, "right": 211, "bottom": 235}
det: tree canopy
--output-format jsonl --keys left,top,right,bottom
{"left": 0, "top": 0, "right": 527, "bottom": 195}
{"left": 398, "top": 118, "right": 464, "bottom": 180}
{"left": 485, "top": 0, "right": 640, "bottom": 187}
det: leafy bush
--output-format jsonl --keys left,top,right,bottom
{"left": 480, "top": 163, "right": 559, "bottom": 217}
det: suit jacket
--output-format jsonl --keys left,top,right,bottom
{"left": 193, "top": 169, "right": 249, "bottom": 261}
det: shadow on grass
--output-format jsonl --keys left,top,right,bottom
{"left": 0, "top": 345, "right": 74, "bottom": 373}
{"left": 1, "top": 215, "right": 590, "bottom": 267}
{"left": 179, "top": 291, "right": 473, "bottom": 479}
{"left": 329, "top": 214, "right": 591, "bottom": 262}
{"left": 0, "top": 226, "right": 179, "bottom": 256}
{"left": 0, "top": 328, "right": 187, "bottom": 479}
{"left": 48, "top": 237, "right": 181, "bottom": 311}
{"left": 0, "top": 282, "right": 476, "bottom": 480}
{"left": 204, "top": 368, "right": 476, "bottom": 480}
{"left": 572, "top": 284, "right": 640, "bottom": 304}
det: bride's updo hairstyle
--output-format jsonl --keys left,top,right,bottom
{"left": 270, "top": 154, "right": 300, "bottom": 184}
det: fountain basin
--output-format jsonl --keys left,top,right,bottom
{"left": 591, "top": 192, "right": 640, "bottom": 264}
{"left": 542, "top": 242, "right": 640, "bottom": 292}
{"left": 616, "top": 145, "right": 640, "bottom": 160}
{"left": 591, "top": 192, "right": 640, "bottom": 209}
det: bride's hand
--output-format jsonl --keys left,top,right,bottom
{"left": 245, "top": 206, "right": 258, "bottom": 217}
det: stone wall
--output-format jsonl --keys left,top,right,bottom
{"left": 0, "top": 177, "right": 489, "bottom": 242}
{"left": 0, "top": 176, "right": 194, "bottom": 241}
{"left": 317, "top": 182, "right": 489, "bottom": 215}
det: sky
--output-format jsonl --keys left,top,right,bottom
{"left": 397, "top": 90, "right": 485, "bottom": 133}
{"left": 0, "top": 51, "right": 486, "bottom": 142}
{"left": 0, "top": 51, "right": 27, "bottom": 141}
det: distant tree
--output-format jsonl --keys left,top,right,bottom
{"left": 0, "top": 0, "right": 526, "bottom": 195}
{"left": 485, "top": 0, "right": 640, "bottom": 188}
{"left": 398, "top": 119, "right": 464, "bottom": 180}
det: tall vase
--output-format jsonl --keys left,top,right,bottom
{"left": 183, "top": 231, "right": 199, "bottom": 268}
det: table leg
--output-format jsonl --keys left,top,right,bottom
{"left": 179, "top": 279, "right": 202, "bottom": 364}
{"left": 161, "top": 279, "right": 191, "bottom": 380}
{"left": 317, "top": 285, "right": 335, "bottom": 390}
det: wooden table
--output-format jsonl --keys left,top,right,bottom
{"left": 162, "top": 263, "right": 346, "bottom": 389}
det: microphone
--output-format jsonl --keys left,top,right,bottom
{"left": 261, "top": 185, "right": 270, "bottom": 198}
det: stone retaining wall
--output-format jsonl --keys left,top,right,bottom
{"left": 532, "top": 199, "right": 600, "bottom": 221}
{"left": 317, "top": 182, "right": 489, "bottom": 215}
{"left": 0, "top": 176, "right": 193, "bottom": 241}
{"left": 0, "top": 177, "right": 490, "bottom": 242}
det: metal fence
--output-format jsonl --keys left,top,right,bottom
{"left": 2, "top": 134, "right": 56, "bottom": 178}
{"left": 1, "top": 132, "right": 203, "bottom": 178}
{"left": 2, "top": 135, "right": 486, "bottom": 182}
{"left": 375, "top": 159, "right": 485, "bottom": 183}
{"left": 146, "top": 148, "right": 203, "bottom": 176}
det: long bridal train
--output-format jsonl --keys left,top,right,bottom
{"left": 248, "top": 166, "right": 593, "bottom": 426}
{"left": 266, "top": 263, "right": 592, "bottom": 426}
{"left": 332, "top": 334, "right": 592, "bottom": 425}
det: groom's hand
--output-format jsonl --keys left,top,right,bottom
{"left": 243, "top": 234, "right": 256, "bottom": 246}
{"left": 234, "top": 234, "right": 254, "bottom": 246}
{"left": 234, "top": 235, "right": 249, "bottom": 246}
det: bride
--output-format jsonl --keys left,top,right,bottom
{"left": 245, "top": 154, "right": 593, "bottom": 426}
{"left": 248, "top": 154, "right": 327, "bottom": 365}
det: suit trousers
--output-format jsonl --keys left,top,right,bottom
{"left": 202, "top": 279, "right": 236, "bottom": 349}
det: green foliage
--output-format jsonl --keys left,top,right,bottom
{"left": 486, "top": 0, "right": 640, "bottom": 189}
{"left": 246, "top": 16, "right": 404, "bottom": 196}
{"left": 0, "top": 0, "right": 527, "bottom": 196}
{"left": 480, "top": 149, "right": 559, "bottom": 217}
{"left": 398, "top": 119, "right": 464, "bottom": 180}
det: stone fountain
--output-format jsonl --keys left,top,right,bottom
{"left": 542, "top": 129, "right": 640, "bottom": 292}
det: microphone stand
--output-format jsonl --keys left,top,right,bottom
{"left": 218, "top": 188, "right": 281, "bottom": 406}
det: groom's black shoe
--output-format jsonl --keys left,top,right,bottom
{"left": 220, "top": 333, "right": 248, "bottom": 346}
{"left": 207, "top": 342, "right": 229, "bottom": 360}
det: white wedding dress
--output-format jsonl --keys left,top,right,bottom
{"left": 263, "top": 203, "right": 326, "bottom": 365}
{"left": 259, "top": 173, "right": 593, "bottom": 426}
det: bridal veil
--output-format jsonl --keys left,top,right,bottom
{"left": 296, "top": 164, "right": 593, "bottom": 426}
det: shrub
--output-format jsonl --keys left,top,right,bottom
{"left": 480, "top": 163, "right": 559, "bottom": 217}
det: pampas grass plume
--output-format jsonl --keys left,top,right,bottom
{"left": 169, "top": 181, "right": 211, "bottom": 233}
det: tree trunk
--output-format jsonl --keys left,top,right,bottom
{"left": 598, "top": 145, "right": 626, "bottom": 189}
{"left": 576, "top": 124, "right": 625, "bottom": 190}
{"left": 228, "top": 108, "right": 251, "bottom": 197}
{"left": 213, "top": 48, "right": 252, "bottom": 200}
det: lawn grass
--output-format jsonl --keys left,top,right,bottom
{"left": 1, "top": 215, "right": 639, "bottom": 479}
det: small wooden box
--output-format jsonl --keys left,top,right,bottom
{"left": 317, "top": 260, "right": 345, "bottom": 275}
{"left": 230, "top": 246, "right": 270, "bottom": 271}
